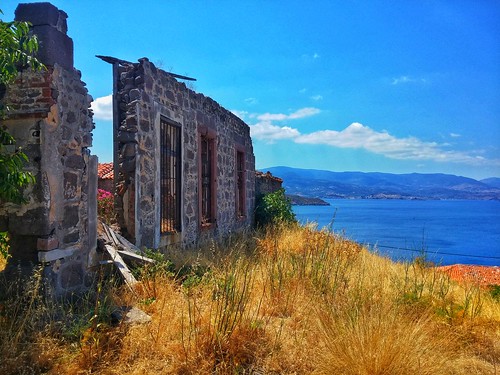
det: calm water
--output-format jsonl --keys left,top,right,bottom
{"left": 293, "top": 199, "right": 500, "bottom": 266}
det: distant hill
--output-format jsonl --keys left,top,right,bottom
{"left": 481, "top": 177, "right": 500, "bottom": 189}
{"left": 261, "top": 166, "right": 500, "bottom": 200}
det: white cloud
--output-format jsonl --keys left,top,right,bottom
{"left": 250, "top": 121, "right": 300, "bottom": 142}
{"left": 257, "top": 107, "right": 321, "bottom": 122}
{"left": 299, "top": 88, "right": 307, "bottom": 94}
{"left": 391, "top": 75, "right": 427, "bottom": 85}
{"left": 313, "top": 53, "right": 320, "bottom": 59}
{"left": 310, "top": 95, "right": 323, "bottom": 101}
{"left": 295, "top": 123, "right": 499, "bottom": 166}
{"left": 237, "top": 104, "right": 498, "bottom": 167}
{"left": 91, "top": 94, "right": 113, "bottom": 120}
{"left": 450, "top": 133, "right": 461, "bottom": 138}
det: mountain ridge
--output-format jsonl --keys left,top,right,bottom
{"left": 261, "top": 166, "right": 500, "bottom": 200}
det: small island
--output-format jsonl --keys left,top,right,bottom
{"left": 287, "top": 194, "right": 330, "bottom": 206}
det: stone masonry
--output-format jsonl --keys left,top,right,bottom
{"left": 103, "top": 57, "right": 255, "bottom": 249}
{"left": 0, "top": 3, "right": 97, "bottom": 296}
{"left": 255, "top": 171, "right": 283, "bottom": 197}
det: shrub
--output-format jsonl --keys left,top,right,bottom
{"left": 0, "top": 231, "right": 9, "bottom": 260}
{"left": 97, "top": 189, "right": 115, "bottom": 225}
{"left": 255, "top": 188, "right": 296, "bottom": 227}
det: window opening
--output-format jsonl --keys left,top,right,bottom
{"left": 160, "top": 118, "right": 181, "bottom": 233}
{"left": 236, "top": 150, "right": 245, "bottom": 217}
{"left": 200, "top": 135, "right": 215, "bottom": 225}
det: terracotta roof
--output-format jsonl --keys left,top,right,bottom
{"left": 98, "top": 162, "right": 114, "bottom": 180}
{"left": 436, "top": 264, "right": 500, "bottom": 286}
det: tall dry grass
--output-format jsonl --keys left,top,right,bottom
{"left": 0, "top": 224, "right": 499, "bottom": 374}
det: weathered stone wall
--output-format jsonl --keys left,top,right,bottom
{"left": 255, "top": 171, "right": 283, "bottom": 196}
{"left": 112, "top": 58, "right": 255, "bottom": 248}
{"left": 0, "top": 3, "right": 97, "bottom": 296}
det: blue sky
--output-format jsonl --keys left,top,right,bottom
{"left": 3, "top": 1, "right": 499, "bottom": 179}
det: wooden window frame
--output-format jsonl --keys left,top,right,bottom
{"left": 198, "top": 130, "right": 217, "bottom": 228}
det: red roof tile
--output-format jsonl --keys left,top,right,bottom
{"left": 98, "top": 162, "right": 114, "bottom": 180}
{"left": 436, "top": 264, "right": 500, "bottom": 286}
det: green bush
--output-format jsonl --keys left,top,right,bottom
{"left": 255, "top": 188, "right": 296, "bottom": 227}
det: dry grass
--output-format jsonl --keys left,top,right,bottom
{"left": 0, "top": 224, "right": 499, "bottom": 374}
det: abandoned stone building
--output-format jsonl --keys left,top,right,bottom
{"left": 99, "top": 56, "right": 255, "bottom": 249}
{"left": 0, "top": 2, "right": 257, "bottom": 295}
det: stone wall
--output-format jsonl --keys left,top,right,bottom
{"left": 0, "top": 3, "right": 97, "bottom": 296}
{"left": 107, "top": 58, "right": 255, "bottom": 248}
{"left": 255, "top": 171, "right": 283, "bottom": 196}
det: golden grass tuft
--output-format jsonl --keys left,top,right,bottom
{"left": 0, "top": 224, "right": 499, "bottom": 374}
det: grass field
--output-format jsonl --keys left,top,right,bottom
{"left": 1, "top": 224, "right": 499, "bottom": 374}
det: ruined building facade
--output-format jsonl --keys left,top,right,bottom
{"left": 103, "top": 57, "right": 255, "bottom": 248}
{"left": 0, "top": 2, "right": 256, "bottom": 296}
{"left": 0, "top": 3, "right": 98, "bottom": 295}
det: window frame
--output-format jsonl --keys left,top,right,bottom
{"left": 160, "top": 117, "right": 182, "bottom": 234}
{"left": 198, "top": 130, "right": 217, "bottom": 228}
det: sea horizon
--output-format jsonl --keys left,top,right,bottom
{"left": 293, "top": 199, "right": 500, "bottom": 267}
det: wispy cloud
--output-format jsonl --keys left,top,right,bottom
{"left": 257, "top": 107, "right": 321, "bottom": 122}
{"left": 91, "top": 94, "right": 113, "bottom": 120}
{"left": 450, "top": 132, "right": 461, "bottom": 138}
{"left": 301, "top": 52, "right": 321, "bottom": 62}
{"left": 310, "top": 95, "right": 323, "bottom": 101}
{"left": 391, "top": 75, "right": 427, "bottom": 85}
{"left": 244, "top": 97, "right": 258, "bottom": 105}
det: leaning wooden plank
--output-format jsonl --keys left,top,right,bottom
{"left": 117, "top": 249, "right": 155, "bottom": 264}
{"left": 104, "top": 244, "right": 137, "bottom": 288}
{"left": 114, "top": 231, "right": 142, "bottom": 254}
{"left": 99, "top": 222, "right": 111, "bottom": 243}
{"left": 102, "top": 223, "right": 120, "bottom": 247}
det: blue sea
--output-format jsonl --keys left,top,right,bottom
{"left": 293, "top": 199, "right": 500, "bottom": 266}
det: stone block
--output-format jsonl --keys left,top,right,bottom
{"left": 64, "top": 172, "right": 78, "bottom": 199}
{"left": 15, "top": 3, "right": 68, "bottom": 32}
{"left": 37, "top": 236, "right": 59, "bottom": 251}
{"left": 63, "top": 231, "right": 79, "bottom": 244}
{"left": 31, "top": 25, "right": 74, "bottom": 70}
{"left": 9, "top": 207, "right": 52, "bottom": 236}
{"left": 38, "top": 246, "right": 77, "bottom": 262}
{"left": 65, "top": 154, "right": 84, "bottom": 169}
{"left": 117, "top": 131, "right": 137, "bottom": 143}
{"left": 63, "top": 205, "right": 79, "bottom": 228}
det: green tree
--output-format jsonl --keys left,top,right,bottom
{"left": 255, "top": 188, "right": 297, "bottom": 227}
{"left": 0, "top": 10, "right": 42, "bottom": 258}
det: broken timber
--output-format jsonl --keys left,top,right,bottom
{"left": 104, "top": 244, "right": 137, "bottom": 289}
{"left": 99, "top": 222, "right": 155, "bottom": 289}
{"left": 96, "top": 55, "right": 197, "bottom": 81}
